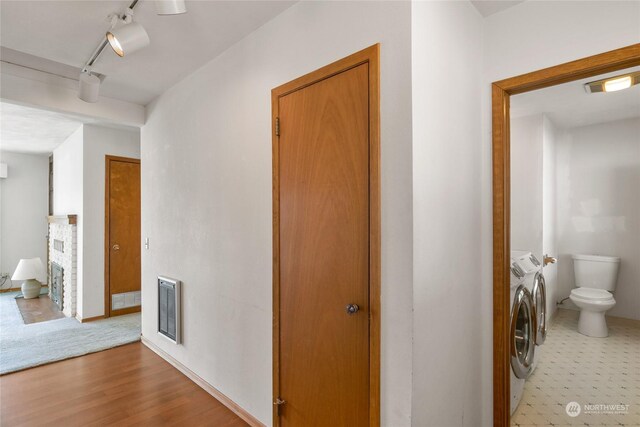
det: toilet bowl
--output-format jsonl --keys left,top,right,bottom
{"left": 569, "top": 288, "right": 616, "bottom": 337}
{"left": 569, "top": 254, "right": 620, "bottom": 338}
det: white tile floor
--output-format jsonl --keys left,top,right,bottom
{"left": 512, "top": 309, "right": 640, "bottom": 426}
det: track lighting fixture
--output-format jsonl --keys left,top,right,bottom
{"left": 106, "top": 8, "right": 150, "bottom": 57}
{"left": 155, "top": 0, "right": 187, "bottom": 15}
{"left": 78, "top": 0, "right": 183, "bottom": 103}
{"left": 78, "top": 70, "right": 101, "bottom": 103}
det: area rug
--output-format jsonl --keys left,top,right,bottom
{"left": 0, "top": 292, "right": 141, "bottom": 375}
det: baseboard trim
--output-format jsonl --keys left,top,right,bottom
{"left": 77, "top": 315, "right": 105, "bottom": 323}
{"left": 141, "top": 335, "right": 265, "bottom": 427}
{"left": 548, "top": 307, "right": 559, "bottom": 326}
{"left": 606, "top": 314, "right": 640, "bottom": 328}
{"left": 0, "top": 285, "right": 48, "bottom": 294}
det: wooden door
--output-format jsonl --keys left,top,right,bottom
{"left": 272, "top": 45, "right": 380, "bottom": 427}
{"left": 105, "top": 156, "right": 141, "bottom": 317}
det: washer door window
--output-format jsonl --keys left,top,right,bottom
{"left": 532, "top": 271, "right": 547, "bottom": 345}
{"left": 511, "top": 285, "right": 536, "bottom": 379}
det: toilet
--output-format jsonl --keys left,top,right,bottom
{"left": 569, "top": 254, "right": 620, "bottom": 337}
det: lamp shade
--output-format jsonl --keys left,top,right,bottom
{"left": 107, "top": 22, "right": 150, "bottom": 57}
{"left": 12, "top": 258, "right": 46, "bottom": 282}
{"left": 156, "top": 0, "right": 187, "bottom": 15}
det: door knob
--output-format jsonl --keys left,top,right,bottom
{"left": 112, "top": 244, "right": 120, "bottom": 251}
{"left": 543, "top": 254, "right": 557, "bottom": 266}
{"left": 346, "top": 304, "right": 360, "bottom": 315}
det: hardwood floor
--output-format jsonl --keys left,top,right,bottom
{"left": 15, "top": 295, "right": 65, "bottom": 324}
{"left": 0, "top": 342, "right": 249, "bottom": 427}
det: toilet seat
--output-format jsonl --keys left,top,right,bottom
{"left": 570, "top": 287, "right": 614, "bottom": 302}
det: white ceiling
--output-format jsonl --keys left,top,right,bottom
{"left": 470, "top": 0, "right": 525, "bottom": 17}
{"left": 0, "top": 1, "right": 296, "bottom": 105}
{"left": 0, "top": 102, "right": 84, "bottom": 154}
{"left": 511, "top": 66, "right": 640, "bottom": 129}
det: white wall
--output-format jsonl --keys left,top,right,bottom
{"left": 53, "top": 124, "right": 140, "bottom": 319}
{"left": 542, "top": 115, "right": 558, "bottom": 320}
{"left": 411, "top": 2, "right": 484, "bottom": 426}
{"left": 142, "top": 1, "right": 413, "bottom": 425}
{"left": 81, "top": 124, "right": 140, "bottom": 319}
{"left": 510, "top": 114, "right": 544, "bottom": 256}
{"left": 0, "top": 151, "right": 49, "bottom": 281}
{"left": 136, "top": 1, "right": 640, "bottom": 425}
{"left": 556, "top": 118, "right": 640, "bottom": 320}
{"left": 510, "top": 113, "right": 559, "bottom": 321}
{"left": 53, "top": 126, "right": 84, "bottom": 306}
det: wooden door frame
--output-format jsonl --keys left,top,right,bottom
{"left": 492, "top": 43, "right": 640, "bottom": 426}
{"left": 271, "top": 44, "right": 380, "bottom": 427}
{"left": 104, "top": 155, "right": 141, "bottom": 318}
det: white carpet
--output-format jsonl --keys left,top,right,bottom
{"left": 0, "top": 291, "right": 141, "bottom": 375}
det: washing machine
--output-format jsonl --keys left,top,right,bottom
{"left": 509, "top": 254, "right": 537, "bottom": 415}
{"left": 512, "top": 251, "right": 548, "bottom": 347}
{"left": 511, "top": 251, "right": 547, "bottom": 375}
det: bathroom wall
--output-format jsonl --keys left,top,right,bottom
{"left": 510, "top": 113, "right": 559, "bottom": 321}
{"left": 0, "top": 151, "right": 49, "bottom": 280}
{"left": 556, "top": 117, "right": 640, "bottom": 320}
{"left": 511, "top": 114, "right": 544, "bottom": 257}
{"left": 542, "top": 116, "right": 559, "bottom": 320}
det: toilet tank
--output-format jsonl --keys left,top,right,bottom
{"left": 572, "top": 254, "right": 620, "bottom": 291}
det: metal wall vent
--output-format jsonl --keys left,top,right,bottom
{"left": 158, "top": 276, "right": 181, "bottom": 344}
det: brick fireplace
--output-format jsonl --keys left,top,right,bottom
{"left": 48, "top": 215, "right": 77, "bottom": 317}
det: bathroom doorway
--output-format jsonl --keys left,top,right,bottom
{"left": 492, "top": 44, "right": 640, "bottom": 426}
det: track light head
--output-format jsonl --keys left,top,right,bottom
{"left": 78, "top": 71, "right": 100, "bottom": 103}
{"left": 155, "top": 0, "right": 187, "bottom": 15}
{"left": 107, "top": 21, "right": 150, "bottom": 57}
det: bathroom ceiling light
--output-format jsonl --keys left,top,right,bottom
{"left": 155, "top": 0, "right": 187, "bottom": 15}
{"left": 604, "top": 76, "right": 632, "bottom": 92}
{"left": 78, "top": 70, "right": 101, "bottom": 103}
{"left": 106, "top": 8, "right": 150, "bottom": 57}
{"left": 584, "top": 71, "right": 640, "bottom": 93}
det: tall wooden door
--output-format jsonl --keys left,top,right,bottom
{"left": 272, "top": 45, "right": 380, "bottom": 427}
{"left": 105, "top": 156, "right": 141, "bottom": 317}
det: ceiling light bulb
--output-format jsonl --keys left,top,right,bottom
{"left": 603, "top": 75, "right": 632, "bottom": 92}
{"left": 155, "top": 0, "right": 187, "bottom": 15}
{"left": 78, "top": 71, "right": 100, "bottom": 103}
{"left": 107, "top": 33, "right": 124, "bottom": 56}
{"left": 584, "top": 71, "right": 639, "bottom": 94}
{"left": 107, "top": 22, "right": 150, "bottom": 57}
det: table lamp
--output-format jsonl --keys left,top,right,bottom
{"left": 12, "top": 258, "right": 46, "bottom": 299}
